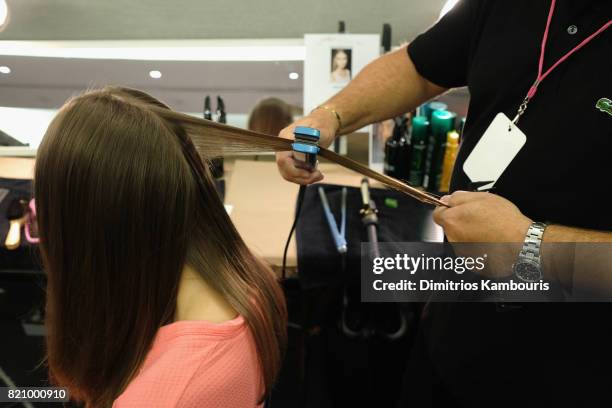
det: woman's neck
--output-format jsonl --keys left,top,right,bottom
{"left": 175, "top": 265, "right": 237, "bottom": 323}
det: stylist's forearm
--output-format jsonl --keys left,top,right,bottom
{"left": 322, "top": 47, "right": 447, "bottom": 135}
{"left": 276, "top": 46, "right": 447, "bottom": 185}
{"left": 542, "top": 225, "right": 612, "bottom": 293}
{"left": 543, "top": 225, "right": 612, "bottom": 243}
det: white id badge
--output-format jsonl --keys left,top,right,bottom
{"left": 463, "top": 113, "right": 527, "bottom": 191}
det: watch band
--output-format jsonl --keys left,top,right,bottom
{"left": 518, "top": 222, "right": 547, "bottom": 266}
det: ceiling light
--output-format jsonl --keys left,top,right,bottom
{"left": 0, "top": 0, "right": 8, "bottom": 29}
{"left": 0, "top": 39, "right": 306, "bottom": 61}
{"left": 0, "top": 65, "right": 10, "bottom": 74}
{"left": 439, "top": 0, "right": 459, "bottom": 19}
{"left": 149, "top": 70, "right": 162, "bottom": 79}
{"left": 289, "top": 72, "right": 299, "bottom": 80}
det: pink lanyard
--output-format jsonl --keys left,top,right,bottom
{"left": 512, "top": 0, "right": 611, "bottom": 125}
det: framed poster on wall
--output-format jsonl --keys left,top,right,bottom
{"left": 304, "top": 34, "right": 380, "bottom": 156}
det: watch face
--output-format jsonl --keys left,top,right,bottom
{"left": 514, "top": 260, "right": 542, "bottom": 283}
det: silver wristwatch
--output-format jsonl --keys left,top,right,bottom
{"left": 513, "top": 222, "right": 547, "bottom": 283}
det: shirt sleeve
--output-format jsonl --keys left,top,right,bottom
{"left": 407, "top": 0, "right": 483, "bottom": 89}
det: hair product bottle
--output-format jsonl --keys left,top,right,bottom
{"left": 424, "top": 110, "right": 455, "bottom": 192}
{"left": 210, "top": 96, "right": 226, "bottom": 179}
{"left": 384, "top": 116, "right": 410, "bottom": 180}
{"left": 203, "top": 95, "right": 212, "bottom": 120}
{"left": 407, "top": 116, "right": 429, "bottom": 187}
{"left": 423, "top": 101, "right": 448, "bottom": 123}
{"left": 439, "top": 130, "right": 460, "bottom": 193}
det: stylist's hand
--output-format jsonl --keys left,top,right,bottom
{"left": 433, "top": 191, "right": 532, "bottom": 243}
{"left": 276, "top": 109, "right": 339, "bottom": 185}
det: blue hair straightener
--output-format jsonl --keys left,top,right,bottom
{"left": 291, "top": 126, "right": 347, "bottom": 253}
{"left": 292, "top": 126, "right": 321, "bottom": 169}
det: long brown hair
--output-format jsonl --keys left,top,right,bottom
{"left": 247, "top": 97, "right": 294, "bottom": 136}
{"left": 34, "top": 86, "right": 286, "bottom": 407}
{"left": 331, "top": 49, "right": 350, "bottom": 72}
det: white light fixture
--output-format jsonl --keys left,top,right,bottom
{"left": 289, "top": 72, "right": 299, "bottom": 80}
{"left": 0, "top": 39, "right": 306, "bottom": 62}
{"left": 149, "top": 70, "right": 162, "bottom": 79}
{"left": 439, "top": 0, "right": 459, "bottom": 19}
{"left": 0, "top": 0, "right": 8, "bottom": 29}
{"left": 0, "top": 65, "right": 10, "bottom": 74}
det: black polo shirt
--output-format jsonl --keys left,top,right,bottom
{"left": 402, "top": 1, "right": 612, "bottom": 407}
{"left": 410, "top": 0, "right": 611, "bottom": 230}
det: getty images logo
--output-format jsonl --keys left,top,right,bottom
{"left": 372, "top": 253, "right": 488, "bottom": 275}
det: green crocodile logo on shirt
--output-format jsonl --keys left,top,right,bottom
{"left": 596, "top": 98, "right": 612, "bottom": 116}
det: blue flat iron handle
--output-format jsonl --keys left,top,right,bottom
{"left": 340, "top": 187, "right": 347, "bottom": 239}
{"left": 318, "top": 187, "right": 348, "bottom": 254}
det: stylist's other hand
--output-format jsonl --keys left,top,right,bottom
{"left": 433, "top": 191, "right": 532, "bottom": 243}
{"left": 276, "top": 109, "right": 339, "bottom": 185}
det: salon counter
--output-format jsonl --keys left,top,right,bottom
{"left": 0, "top": 157, "right": 35, "bottom": 180}
{"left": 224, "top": 160, "right": 388, "bottom": 276}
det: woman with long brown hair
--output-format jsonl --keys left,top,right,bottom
{"left": 34, "top": 86, "right": 286, "bottom": 407}
{"left": 247, "top": 97, "right": 294, "bottom": 136}
{"left": 330, "top": 49, "right": 351, "bottom": 83}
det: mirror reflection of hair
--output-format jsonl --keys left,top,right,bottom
{"left": 248, "top": 97, "right": 294, "bottom": 136}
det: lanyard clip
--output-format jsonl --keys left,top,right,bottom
{"left": 511, "top": 98, "right": 529, "bottom": 125}
{"left": 292, "top": 126, "right": 321, "bottom": 170}
{"left": 510, "top": 78, "right": 541, "bottom": 129}
{"left": 510, "top": 95, "right": 532, "bottom": 130}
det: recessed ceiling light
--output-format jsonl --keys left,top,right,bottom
{"left": 149, "top": 70, "right": 162, "bottom": 79}
{"left": 0, "top": 65, "right": 11, "bottom": 74}
{"left": 289, "top": 72, "right": 299, "bottom": 80}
